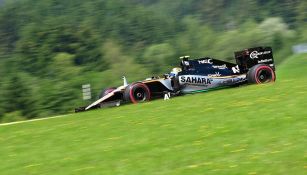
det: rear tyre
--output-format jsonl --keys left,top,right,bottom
{"left": 98, "top": 87, "right": 116, "bottom": 98}
{"left": 124, "top": 83, "right": 151, "bottom": 103}
{"left": 247, "top": 64, "right": 276, "bottom": 84}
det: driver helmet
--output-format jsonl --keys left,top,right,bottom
{"left": 170, "top": 67, "right": 182, "bottom": 77}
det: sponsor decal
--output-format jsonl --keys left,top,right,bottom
{"left": 180, "top": 76, "right": 212, "bottom": 85}
{"left": 219, "top": 76, "right": 245, "bottom": 85}
{"left": 208, "top": 72, "right": 221, "bottom": 77}
{"left": 212, "top": 64, "right": 227, "bottom": 69}
{"left": 250, "top": 50, "right": 271, "bottom": 59}
{"left": 198, "top": 59, "right": 212, "bottom": 64}
{"left": 257, "top": 58, "right": 273, "bottom": 63}
{"left": 232, "top": 65, "right": 240, "bottom": 73}
{"left": 164, "top": 92, "right": 170, "bottom": 100}
{"left": 220, "top": 79, "right": 233, "bottom": 85}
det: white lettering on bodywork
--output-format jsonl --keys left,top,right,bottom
{"left": 250, "top": 50, "right": 271, "bottom": 59}
{"left": 232, "top": 65, "right": 240, "bottom": 73}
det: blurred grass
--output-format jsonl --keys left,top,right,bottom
{"left": 0, "top": 54, "right": 306, "bottom": 175}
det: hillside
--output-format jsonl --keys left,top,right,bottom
{"left": 0, "top": 54, "right": 306, "bottom": 174}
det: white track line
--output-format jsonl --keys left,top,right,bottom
{"left": 0, "top": 114, "right": 71, "bottom": 126}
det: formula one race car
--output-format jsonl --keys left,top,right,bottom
{"left": 75, "top": 46, "right": 276, "bottom": 112}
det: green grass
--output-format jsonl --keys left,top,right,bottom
{"left": 0, "top": 54, "right": 306, "bottom": 175}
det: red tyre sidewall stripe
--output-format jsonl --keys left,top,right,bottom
{"left": 254, "top": 66, "right": 275, "bottom": 84}
{"left": 129, "top": 83, "right": 151, "bottom": 104}
{"left": 129, "top": 83, "right": 137, "bottom": 104}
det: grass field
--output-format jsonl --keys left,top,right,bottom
{"left": 0, "top": 54, "right": 306, "bottom": 175}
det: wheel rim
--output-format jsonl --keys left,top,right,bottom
{"left": 129, "top": 83, "right": 151, "bottom": 104}
{"left": 133, "top": 87, "right": 147, "bottom": 101}
{"left": 257, "top": 69, "right": 273, "bottom": 83}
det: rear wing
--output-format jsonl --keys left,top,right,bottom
{"left": 234, "top": 46, "right": 275, "bottom": 73}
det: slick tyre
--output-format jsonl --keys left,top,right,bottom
{"left": 247, "top": 64, "right": 276, "bottom": 84}
{"left": 124, "top": 83, "right": 151, "bottom": 103}
{"left": 98, "top": 87, "right": 116, "bottom": 98}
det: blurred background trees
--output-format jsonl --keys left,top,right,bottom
{"left": 0, "top": 0, "right": 306, "bottom": 122}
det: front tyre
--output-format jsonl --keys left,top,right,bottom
{"left": 124, "top": 83, "right": 151, "bottom": 103}
{"left": 247, "top": 64, "right": 276, "bottom": 84}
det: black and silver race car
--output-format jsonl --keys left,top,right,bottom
{"left": 75, "top": 46, "right": 276, "bottom": 112}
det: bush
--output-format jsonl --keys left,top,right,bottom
{"left": 1, "top": 111, "right": 26, "bottom": 123}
